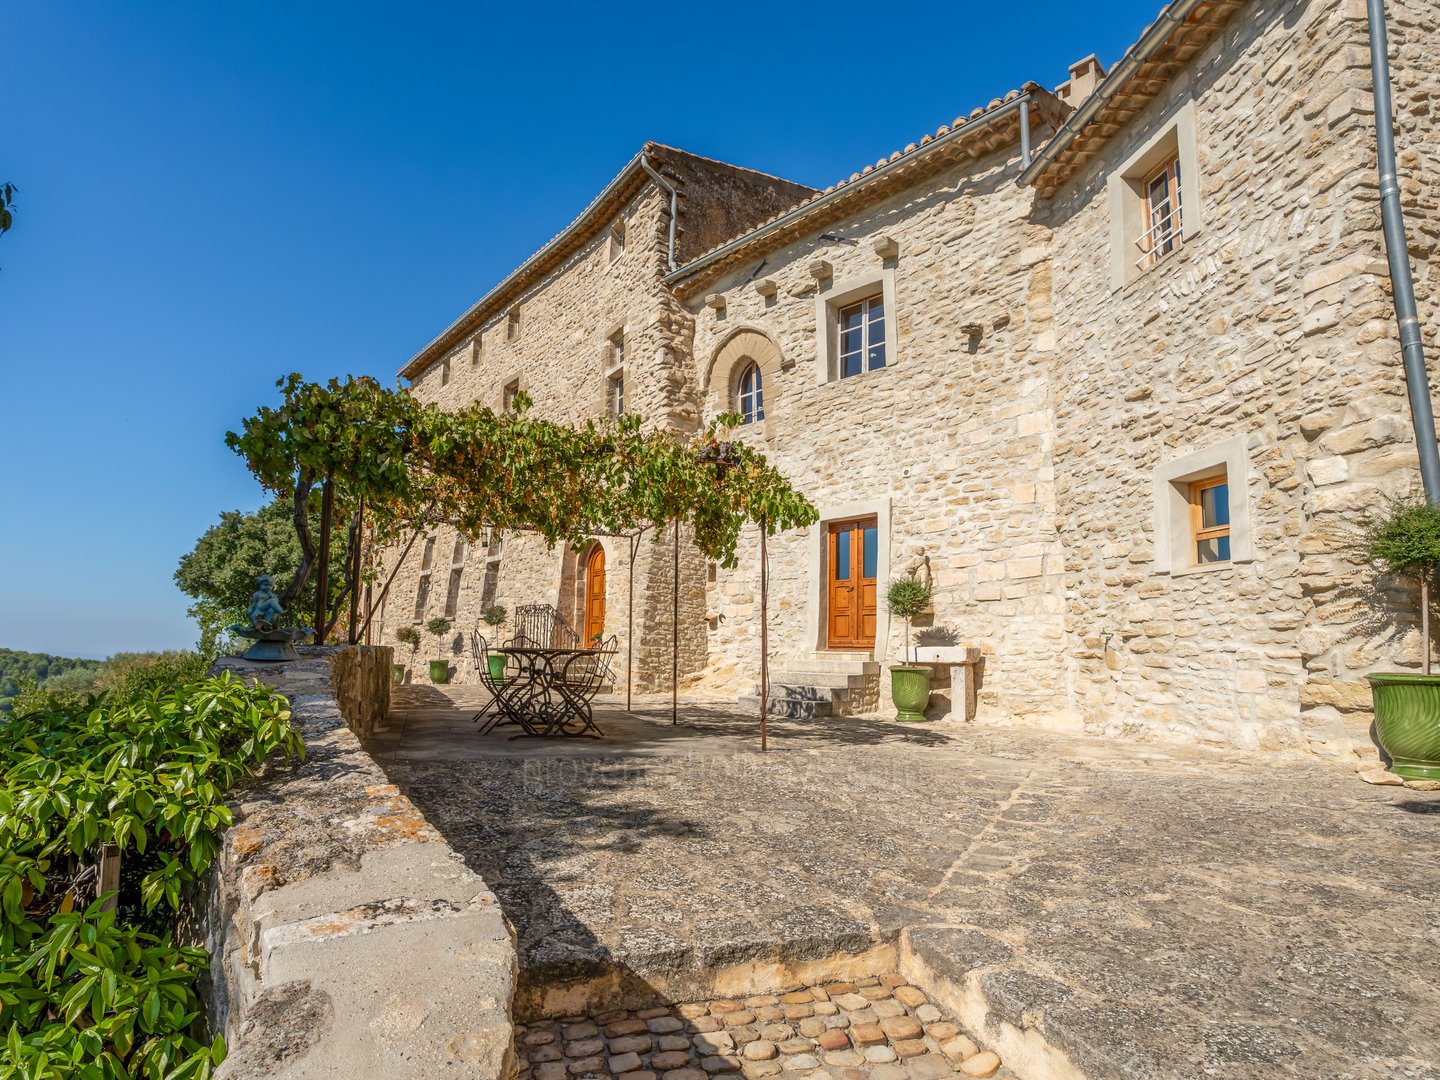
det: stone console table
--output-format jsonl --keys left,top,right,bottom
{"left": 197, "top": 646, "right": 516, "bottom": 1079}
{"left": 912, "top": 645, "right": 983, "bottom": 722}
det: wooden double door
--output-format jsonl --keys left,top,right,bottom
{"left": 826, "top": 517, "right": 877, "bottom": 650}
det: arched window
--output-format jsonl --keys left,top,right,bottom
{"left": 736, "top": 361, "right": 764, "bottom": 424}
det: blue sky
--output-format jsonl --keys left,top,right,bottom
{"left": 0, "top": 1, "right": 1158, "bottom": 658}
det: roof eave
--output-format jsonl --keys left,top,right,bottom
{"left": 666, "top": 86, "right": 1057, "bottom": 294}
{"left": 398, "top": 148, "right": 653, "bottom": 381}
{"left": 1018, "top": 0, "right": 1236, "bottom": 194}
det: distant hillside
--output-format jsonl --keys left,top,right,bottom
{"left": 0, "top": 647, "right": 103, "bottom": 708}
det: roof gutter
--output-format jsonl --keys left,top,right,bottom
{"left": 1017, "top": 0, "right": 1205, "bottom": 189}
{"left": 1367, "top": 0, "right": 1440, "bottom": 501}
{"left": 400, "top": 149, "right": 652, "bottom": 379}
{"left": 666, "top": 91, "right": 1034, "bottom": 287}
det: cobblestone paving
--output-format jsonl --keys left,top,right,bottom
{"left": 516, "top": 975, "right": 1010, "bottom": 1080}
{"left": 374, "top": 688, "right": 1440, "bottom": 1079}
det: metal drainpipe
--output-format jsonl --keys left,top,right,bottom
{"left": 1367, "top": 0, "right": 1440, "bottom": 502}
{"left": 1019, "top": 97, "right": 1032, "bottom": 169}
{"left": 640, "top": 153, "right": 679, "bottom": 274}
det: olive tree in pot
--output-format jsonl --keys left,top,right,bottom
{"left": 482, "top": 605, "right": 508, "bottom": 681}
{"left": 393, "top": 626, "right": 420, "bottom": 683}
{"left": 1360, "top": 495, "right": 1440, "bottom": 780}
{"left": 886, "top": 577, "right": 934, "bottom": 722}
{"left": 426, "top": 616, "right": 454, "bottom": 684}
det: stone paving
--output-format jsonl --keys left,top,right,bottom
{"left": 371, "top": 686, "right": 1440, "bottom": 1079}
{"left": 517, "top": 975, "right": 1010, "bottom": 1080}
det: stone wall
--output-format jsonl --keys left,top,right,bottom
{"left": 1040, "top": 0, "right": 1437, "bottom": 752}
{"left": 199, "top": 647, "right": 516, "bottom": 1078}
{"left": 686, "top": 144, "right": 1071, "bottom": 722}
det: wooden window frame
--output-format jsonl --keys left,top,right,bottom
{"left": 1188, "top": 473, "right": 1230, "bottom": 565}
{"left": 837, "top": 293, "right": 886, "bottom": 379}
{"left": 1138, "top": 155, "right": 1183, "bottom": 271}
{"left": 608, "top": 370, "right": 624, "bottom": 416}
{"left": 736, "top": 361, "right": 764, "bottom": 424}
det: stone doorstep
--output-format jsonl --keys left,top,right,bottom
{"left": 737, "top": 692, "right": 837, "bottom": 719}
{"left": 780, "top": 657, "right": 882, "bottom": 676}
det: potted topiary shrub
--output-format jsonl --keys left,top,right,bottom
{"left": 482, "top": 605, "right": 508, "bottom": 681}
{"left": 1361, "top": 494, "right": 1440, "bottom": 779}
{"left": 426, "top": 616, "right": 454, "bottom": 684}
{"left": 886, "top": 576, "right": 934, "bottom": 722}
{"left": 393, "top": 626, "right": 420, "bottom": 683}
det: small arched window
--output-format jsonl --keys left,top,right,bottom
{"left": 737, "top": 361, "right": 764, "bottom": 424}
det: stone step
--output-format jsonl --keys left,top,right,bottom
{"left": 736, "top": 694, "right": 836, "bottom": 719}
{"left": 770, "top": 668, "right": 867, "bottom": 689}
{"left": 782, "top": 656, "right": 881, "bottom": 675}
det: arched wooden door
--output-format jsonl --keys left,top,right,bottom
{"left": 584, "top": 545, "right": 606, "bottom": 643}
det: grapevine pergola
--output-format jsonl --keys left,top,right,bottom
{"left": 227, "top": 375, "right": 817, "bottom": 747}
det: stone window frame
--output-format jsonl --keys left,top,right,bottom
{"left": 506, "top": 306, "right": 523, "bottom": 342}
{"left": 608, "top": 219, "right": 626, "bottom": 264}
{"left": 815, "top": 268, "right": 898, "bottom": 385}
{"left": 1152, "top": 435, "right": 1253, "bottom": 576}
{"left": 413, "top": 537, "right": 437, "bottom": 623}
{"left": 804, "top": 496, "right": 892, "bottom": 659}
{"left": 469, "top": 337, "right": 482, "bottom": 366}
{"left": 439, "top": 355, "right": 452, "bottom": 387}
{"left": 602, "top": 323, "right": 627, "bottom": 417}
{"left": 703, "top": 326, "right": 786, "bottom": 432}
{"left": 607, "top": 368, "right": 625, "bottom": 417}
{"left": 442, "top": 536, "right": 467, "bottom": 619}
{"left": 479, "top": 530, "right": 504, "bottom": 609}
{"left": 501, "top": 374, "right": 524, "bottom": 413}
{"left": 1106, "top": 97, "right": 1203, "bottom": 292}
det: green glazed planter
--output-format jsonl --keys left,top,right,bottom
{"left": 392, "top": 663, "right": 405, "bottom": 685}
{"left": 429, "top": 659, "right": 450, "bottom": 685}
{"left": 891, "top": 665, "right": 932, "bottom": 723}
{"left": 487, "top": 653, "right": 507, "bottom": 682}
{"left": 1368, "top": 673, "right": 1440, "bottom": 780}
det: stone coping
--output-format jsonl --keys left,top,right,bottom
{"left": 198, "top": 647, "right": 516, "bottom": 1079}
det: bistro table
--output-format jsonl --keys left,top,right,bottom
{"left": 496, "top": 646, "right": 604, "bottom": 738}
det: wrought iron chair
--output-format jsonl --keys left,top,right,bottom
{"left": 472, "top": 632, "right": 522, "bottom": 735}
{"left": 505, "top": 604, "right": 581, "bottom": 650}
{"left": 552, "top": 635, "right": 619, "bottom": 737}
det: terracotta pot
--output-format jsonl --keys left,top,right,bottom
{"left": 890, "top": 665, "right": 931, "bottom": 723}
{"left": 1368, "top": 673, "right": 1440, "bottom": 780}
{"left": 429, "top": 659, "right": 451, "bottom": 684}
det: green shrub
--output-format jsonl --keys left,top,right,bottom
{"left": 0, "top": 674, "right": 304, "bottom": 1078}
{"left": 482, "top": 605, "right": 507, "bottom": 627}
{"left": 394, "top": 626, "right": 420, "bottom": 648}
{"left": 885, "top": 577, "right": 933, "bottom": 664}
{"left": 1359, "top": 494, "right": 1440, "bottom": 673}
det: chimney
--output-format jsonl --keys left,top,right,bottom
{"left": 1057, "top": 54, "right": 1107, "bottom": 104}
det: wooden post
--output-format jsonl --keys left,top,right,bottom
{"left": 627, "top": 533, "right": 638, "bottom": 711}
{"left": 98, "top": 845, "right": 121, "bottom": 912}
{"left": 672, "top": 519, "right": 679, "bottom": 726}
{"left": 314, "top": 478, "right": 334, "bottom": 645}
{"left": 348, "top": 498, "right": 364, "bottom": 645}
{"left": 760, "top": 522, "right": 769, "bottom": 753}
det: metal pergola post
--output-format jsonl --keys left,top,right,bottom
{"left": 760, "top": 522, "right": 769, "bottom": 753}
{"left": 672, "top": 519, "right": 680, "bottom": 726}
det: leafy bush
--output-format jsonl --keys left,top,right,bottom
{"left": 0, "top": 674, "right": 304, "bottom": 1078}
{"left": 1359, "top": 494, "right": 1440, "bottom": 674}
{"left": 394, "top": 626, "right": 420, "bottom": 648}
{"left": 885, "top": 577, "right": 934, "bottom": 664}
{"left": 482, "top": 605, "right": 507, "bottom": 627}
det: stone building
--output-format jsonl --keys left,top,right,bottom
{"left": 381, "top": 0, "right": 1438, "bottom": 757}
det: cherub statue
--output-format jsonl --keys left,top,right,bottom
{"left": 907, "top": 548, "right": 933, "bottom": 592}
{"left": 247, "top": 574, "right": 287, "bottom": 631}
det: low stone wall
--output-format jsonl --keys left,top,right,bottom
{"left": 200, "top": 646, "right": 516, "bottom": 1078}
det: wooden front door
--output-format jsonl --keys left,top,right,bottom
{"left": 826, "top": 517, "right": 877, "bottom": 650}
{"left": 584, "top": 545, "right": 606, "bottom": 643}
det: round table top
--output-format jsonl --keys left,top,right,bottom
{"left": 501, "top": 645, "right": 598, "bottom": 656}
